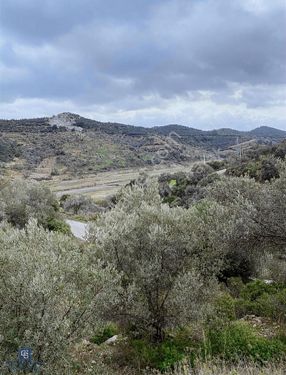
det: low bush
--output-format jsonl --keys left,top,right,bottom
{"left": 125, "top": 320, "right": 286, "bottom": 371}
{"left": 62, "top": 195, "right": 103, "bottom": 218}
{"left": 204, "top": 321, "right": 286, "bottom": 363}
{"left": 46, "top": 217, "right": 71, "bottom": 234}
{"left": 240, "top": 280, "right": 282, "bottom": 301}
{"left": 227, "top": 277, "right": 245, "bottom": 298}
{"left": 129, "top": 338, "right": 186, "bottom": 371}
{"left": 91, "top": 323, "right": 119, "bottom": 345}
{"left": 156, "top": 360, "right": 286, "bottom": 375}
{"left": 234, "top": 280, "right": 286, "bottom": 322}
{"left": 207, "top": 160, "right": 225, "bottom": 171}
{"left": 0, "top": 179, "right": 61, "bottom": 229}
{"left": 213, "top": 292, "right": 236, "bottom": 321}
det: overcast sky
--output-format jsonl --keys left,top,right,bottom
{"left": 0, "top": 0, "right": 285, "bottom": 130}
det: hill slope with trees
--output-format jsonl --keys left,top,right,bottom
{"left": 0, "top": 113, "right": 285, "bottom": 178}
{"left": 0, "top": 144, "right": 285, "bottom": 373}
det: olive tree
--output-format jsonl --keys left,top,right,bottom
{"left": 207, "top": 163, "right": 286, "bottom": 281}
{"left": 61, "top": 194, "right": 104, "bottom": 217}
{"left": 88, "top": 181, "right": 225, "bottom": 342}
{"left": 210, "top": 167, "right": 286, "bottom": 249}
{"left": 0, "top": 179, "right": 62, "bottom": 230}
{"left": 0, "top": 220, "right": 118, "bottom": 366}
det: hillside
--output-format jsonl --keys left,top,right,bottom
{"left": 250, "top": 125, "right": 286, "bottom": 138}
{"left": 1, "top": 118, "right": 286, "bottom": 375}
{"left": 0, "top": 114, "right": 198, "bottom": 178}
{"left": 155, "top": 141, "right": 286, "bottom": 214}
{"left": 0, "top": 113, "right": 285, "bottom": 179}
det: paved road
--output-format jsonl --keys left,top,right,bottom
{"left": 66, "top": 219, "right": 88, "bottom": 240}
{"left": 65, "top": 168, "right": 226, "bottom": 240}
{"left": 216, "top": 168, "right": 226, "bottom": 175}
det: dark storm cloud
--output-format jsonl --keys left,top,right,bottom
{"left": 0, "top": 0, "right": 154, "bottom": 42}
{"left": 0, "top": 0, "right": 285, "bottom": 128}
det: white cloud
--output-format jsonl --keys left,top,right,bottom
{"left": 240, "top": 0, "right": 286, "bottom": 14}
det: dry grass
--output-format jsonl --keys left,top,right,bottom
{"left": 51, "top": 338, "right": 286, "bottom": 375}
{"left": 37, "top": 340, "right": 286, "bottom": 375}
{"left": 51, "top": 360, "right": 286, "bottom": 375}
{"left": 155, "top": 360, "right": 286, "bottom": 375}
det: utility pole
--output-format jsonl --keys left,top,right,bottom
{"left": 236, "top": 137, "right": 242, "bottom": 161}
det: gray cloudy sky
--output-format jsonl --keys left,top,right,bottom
{"left": 0, "top": 0, "right": 285, "bottom": 130}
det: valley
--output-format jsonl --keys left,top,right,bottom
{"left": 1, "top": 113, "right": 285, "bottom": 182}
{"left": 50, "top": 162, "right": 197, "bottom": 201}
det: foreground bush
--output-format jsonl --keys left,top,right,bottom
{"left": 129, "top": 338, "right": 186, "bottom": 371}
{"left": 0, "top": 221, "right": 118, "bottom": 366}
{"left": 123, "top": 320, "right": 286, "bottom": 371}
{"left": 0, "top": 179, "right": 66, "bottom": 231}
{"left": 205, "top": 321, "right": 286, "bottom": 363}
{"left": 234, "top": 280, "right": 286, "bottom": 322}
{"left": 89, "top": 181, "right": 226, "bottom": 342}
{"left": 154, "top": 360, "right": 286, "bottom": 375}
{"left": 208, "top": 165, "right": 286, "bottom": 281}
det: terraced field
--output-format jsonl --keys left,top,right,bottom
{"left": 49, "top": 162, "right": 196, "bottom": 201}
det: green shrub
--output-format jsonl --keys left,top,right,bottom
{"left": 127, "top": 321, "right": 286, "bottom": 370}
{"left": 240, "top": 280, "right": 281, "bottom": 301}
{"left": 130, "top": 338, "right": 185, "bottom": 371}
{"left": 256, "top": 289, "right": 286, "bottom": 322}
{"left": 47, "top": 217, "right": 71, "bottom": 235}
{"left": 59, "top": 194, "right": 70, "bottom": 206}
{"left": 162, "top": 196, "right": 176, "bottom": 204}
{"left": 204, "top": 321, "right": 286, "bottom": 363}
{"left": 227, "top": 277, "right": 245, "bottom": 298}
{"left": 277, "top": 332, "right": 286, "bottom": 345}
{"left": 234, "top": 280, "right": 286, "bottom": 321}
{"left": 168, "top": 179, "right": 177, "bottom": 187}
{"left": 213, "top": 293, "right": 236, "bottom": 321}
{"left": 235, "top": 298, "right": 259, "bottom": 317}
{"left": 207, "top": 160, "right": 225, "bottom": 171}
{"left": 91, "top": 323, "right": 119, "bottom": 345}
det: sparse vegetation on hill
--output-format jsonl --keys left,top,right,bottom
{"left": 225, "top": 140, "right": 286, "bottom": 181}
{"left": 0, "top": 113, "right": 285, "bottom": 178}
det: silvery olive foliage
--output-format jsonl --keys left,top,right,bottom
{"left": 0, "top": 179, "right": 60, "bottom": 229}
{"left": 207, "top": 161, "right": 286, "bottom": 280}
{"left": 209, "top": 167, "right": 286, "bottom": 250}
{"left": 0, "top": 220, "right": 119, "bottom": 366}
{"left": 88, "top": 180, "right": 225, "bottom": 341}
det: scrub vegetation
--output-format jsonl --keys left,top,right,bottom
{"left": 0, "top": 144, "right": 285, "bottom": 374}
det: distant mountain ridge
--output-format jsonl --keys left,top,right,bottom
{"left": 0, "top": 113, "right": 285, "bottom": 177}
{"left": 1, "top": 112, "right": 285, "bottom": 141}
{"left": 249, "top": 126, "right": 286, "bottom": 138}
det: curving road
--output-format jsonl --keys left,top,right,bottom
{"left": 66, "top": 219, "right": 88, "bottom": 240}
